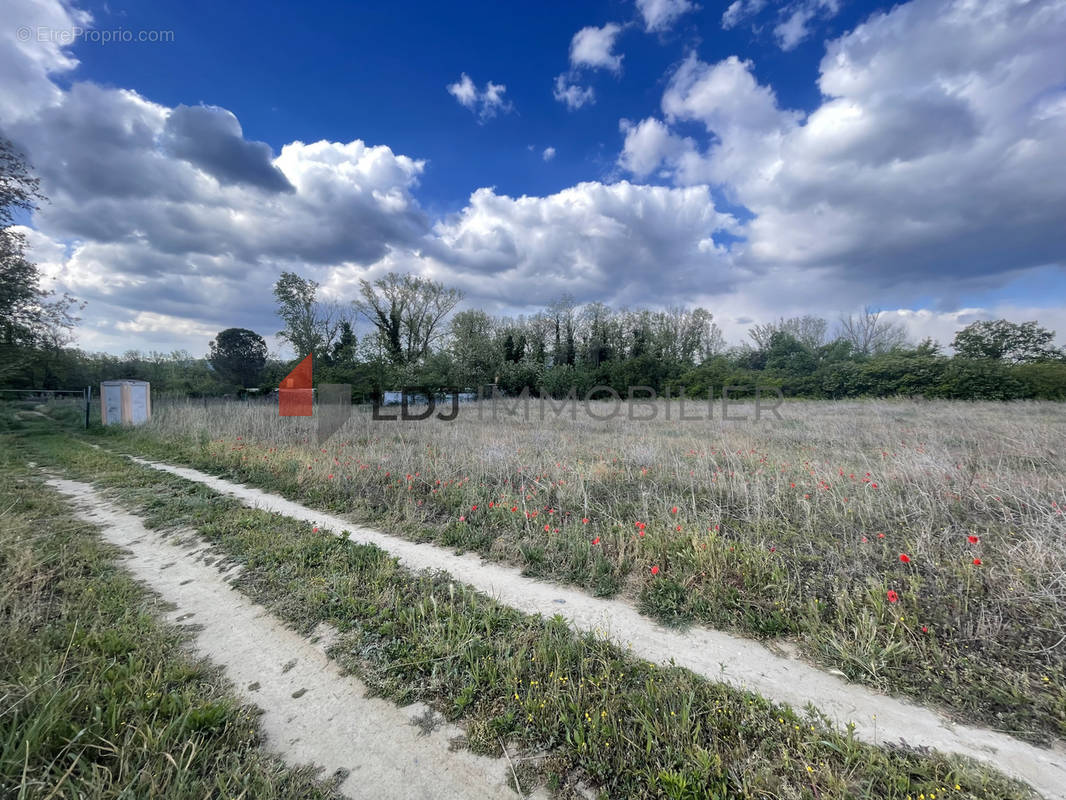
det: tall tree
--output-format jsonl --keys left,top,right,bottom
{"left": 837, "top": 306, "right": 908, "bottom": 356}
{"left": 681, "top": 307, "right": 725, "bottom": 363}
{"left": 952, "top": 320, "right": 1060, "bottom": 363}
{"left": 208, "top": 328, "right": 268, "bottom": 387}
{"left": 501, "top": 327, "right": 526, "bottom": 363}
{"left": 329, "top": 321, "right": 358, "bottom": 367}
{"left": 1, "top": 137, "right": 80, "bottom": 381}
{"left": 272, "top": 271, "right": 343, "bottom": 360}
{"left": 750, "top": 315, "right": 827, "bottom": 351}
{"left": 449, "top": 309, "right": 498, "bottom": 387}
{"left": 353, "top": 272, "right": 462, "bottom": 364}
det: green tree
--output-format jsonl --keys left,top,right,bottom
{"left": 329, "top": 321, "right": 358, "bottom": 367}
{"left": 936, "top": 358, "right": 1026, "bottom": 400}
{"left": 764, "top": 331, "right": 817, "bottom": 375}
{"left": 449, "top": 309, "right": 498, "bottom": 388}
{"left": 208, "top": 328, "right": 268, "bottom": 387}
{"left": 273, "top": 271, "right": 344, "bottom": 361}
{"left": 1, "top": 137, "right": 81, "bottom": 383}
{"left": 501, "top": 328, "right": 525, "bottom": 363}
{"left": 951, "top": 319, "right": 1060, "bottom": 363}
{"left": 353, "top": 272, "right": 462, "bottom": 365}
{"left": 1012, "top": 362, "right": 1066, "bottom": 400}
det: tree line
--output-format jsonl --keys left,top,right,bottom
{"left": 3, "top": 135, "right": 1065, "bottom": 401}
{"left": 220, "top": 271, "right": 1064, "bottom": 402}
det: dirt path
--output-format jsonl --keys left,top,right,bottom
{"left": 115, "top": 452, "right": 1066, "bottom": 799}
{"left": 45, "top": 475, "right": 533, "bottom": 800}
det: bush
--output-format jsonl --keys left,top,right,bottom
{"left": 1011, "top": 361, "right": 1066, "bottom": 400}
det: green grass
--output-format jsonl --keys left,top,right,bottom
{"left": 0, "top": 442, "right": 345, "bottom": 799}
{"left": 95, "top": 403, "right": 1066, "bottom": 745}
{"left": 12, "top": 429, "right": 1038, "bottom": 800}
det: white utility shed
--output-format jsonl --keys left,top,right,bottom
{"left": 100, "top": 380, "right": 151, "bottom": 425}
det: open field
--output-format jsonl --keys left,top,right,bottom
{"left": 99, "top": 396, "right": 1066, "bottom": 745}
{"left": 3, "top": 419, "right": 1050, "bottom": 799}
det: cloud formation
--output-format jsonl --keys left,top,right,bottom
{"left": 622, "top": 0, "right": 1066, "bottom": 295}
{"left": 0, "top": 0, "right": 90, "bottom": 122}
{"left": 636, "top": 0, "right": 697, "bottom": 32}
{"left": 417, "top": 181, "right": 741, "bottom": 308}
{"left": 553, "top": 22, "right": 625, "bottom": 111}
{"left": 161, "top": 105, "right": 294, "bottom": 193}
{"left": 447, "top": 73, "right": 513, "bottom": 122}
{"left": 721, "top": 0, "right": 841, "bottom": 50}
{"left": 553, "top": 73, "right": 596, "bottom": 110}
{"left": 4, "top": 0, "right": 1065, "bottom": 356}
{"left": 569, "top": 23, "right": 625, "bottom": 73}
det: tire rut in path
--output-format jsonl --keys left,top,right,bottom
{"left": 46, "top": 475, "right": 529, "bottom": 800}
{"left": 117, "top": 452, "right": 1066, "bottom": 800}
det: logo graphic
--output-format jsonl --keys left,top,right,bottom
{"left": 278, "top": 354, "right": 313, "bottom": 416}
{"left": 278, "top": 354, "right": 351, "bottom": 443}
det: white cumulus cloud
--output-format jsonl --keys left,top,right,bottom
{"left": 570, "top": 23, "right": 625, "bottom": 73}
{"left": 620, "top": 0, "right": 1066, "bottom": 299}
{"left": 636, "top": 0, "right": 697, "bottom": 32}
{"left": 553, "top": 73, "right": 596, "bottom": 109}
{"left": 447, "top": 73, "right": 513, "bottom": 122}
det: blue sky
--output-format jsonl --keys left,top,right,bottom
{"left": 3, "top": 0, "right": 1065, "bottom": 354}
{"left": 63, "top": 0, "right": 886, "bottom": 211}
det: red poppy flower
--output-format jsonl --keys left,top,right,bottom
{"left": 592, "top": 537, "right": 600, "bottom": 545}
{"left": 922, "top": 626, "right": 929, "bottom": 633}
{"left": 459, "top": 515, "right": 466, "bottom": 522}
{"left": 671, "top": 506, "right": 678, "bottom": 514}
{"left": 967, "top": 535, "right": 979, "bottom": 544}
{"left": 899, "top": 553, "right": 910, "bottom": 563}
{"left": 650, "top": 565, "right": 660, "bottom": 575}
{"left": 582, "top": 517, "right": 590, "bottom": 524}
{"left": 972, "top": 558, "right": 982, "bottom": 566}
{"left": 312, "top": 526, "right": 319, "bottom": 533}
{"left": 886, "top": 590, "right": 899, "bottom": 604}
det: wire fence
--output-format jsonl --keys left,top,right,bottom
{"left": 0, "top": 387, "right": 93, "bottom": 428}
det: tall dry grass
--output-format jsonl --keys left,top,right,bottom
{"left": 126, "top": 396, "right": 1066, "bottom": 739}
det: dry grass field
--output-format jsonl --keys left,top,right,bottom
{"left": 108, "top": 397, "right": 1066, "bottom": 743}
